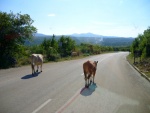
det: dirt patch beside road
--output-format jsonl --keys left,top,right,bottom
{"left": 127, "top": 55, "right": 150, "bottom": 80}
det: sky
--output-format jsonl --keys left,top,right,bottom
{"left": 0, "top": 0, "right": 150, "bottom": 37}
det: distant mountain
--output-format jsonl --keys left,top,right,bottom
{"left": 101, "top": 38, "right": 134, "bottom": 47}
{"left": 70, "top": 33, "right": 133, "bottom": 39}
{"left": 25, "top": 33, "right": 134, "bottom": 47}
{"left": 70, "top": 32, "right": 102, "bottom": 37}
{"left": 33, "top": 33, "right": 47, "bottom": 37}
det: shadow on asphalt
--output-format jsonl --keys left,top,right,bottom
{"left": 80, "top": 83, "right": 97, "bottom": 96}
{"left": 21, "top": 72, "right": 41, "bottom": 79}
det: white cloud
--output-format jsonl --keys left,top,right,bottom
{"left": 48, "top": 14, "right": 56, "bottom": 17}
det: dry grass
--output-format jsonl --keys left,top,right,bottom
{"left": 127, "top": 54, "right": 150, "bottom": 78}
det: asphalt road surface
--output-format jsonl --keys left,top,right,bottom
{"left": 0, "top": 52, "right": 150, "bottom": 113}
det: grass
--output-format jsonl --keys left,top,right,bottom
{"left": 127, "top": 54, "right": 150, "bottom": 78}
{"left": 57, "top": 54, "right": 91, "bottom": 62}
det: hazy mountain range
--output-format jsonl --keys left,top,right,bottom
{"left": 34, "top": 32, "right": 133, "bottom": 38}
{"left": 25, "top": 33, "right": 135, "bottom": 47}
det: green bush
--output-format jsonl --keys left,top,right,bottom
{"left": 47, "top": 54, "right": 61, "bottom": 61}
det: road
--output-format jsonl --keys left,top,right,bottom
{"left": 0, "top": 52, "right": 150, "bottom": 113}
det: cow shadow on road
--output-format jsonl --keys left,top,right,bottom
{"left": 80, "top": 83, "right": 97, "bottom": 96}
{"left": 21, "top": 72, "right": 41, "bottom": 79}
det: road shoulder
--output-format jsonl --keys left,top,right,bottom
{"left": 127, "top": 57, "right": 150, "bottom": 82}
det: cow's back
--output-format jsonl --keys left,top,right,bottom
{"left": 31, "top": 54, "right": 43, "bottom": 65}
{"left": 83, "top": 61, "right": 95, "bottom": 73}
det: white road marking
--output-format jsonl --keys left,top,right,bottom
{"left": 32, "top": 99, "right": 52, "bottom": 113}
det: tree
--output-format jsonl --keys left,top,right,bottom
{"left": 51, "top": 34, "right": 58, "bottom": 50}
{"left": 40, "top": 36, "right": 60, "bottom": 61}
{"left": 0, "top": 11, "right": 37, "bottom": 68}
{"left": 58, "top": 36, "right": 76, "bottom": 57}
{"left": 130, "top": 27, "right": 150, "bottom": 63}
{"left": 143, "top": 27, "right": 150, "bottom": 57}
{"left": 131, "top": 37, "right": 140, "bottom": 53}
{"left": 41, "top": 38, "right": 51, "bottom": 51}
{"left": 93, "top": 45, "right": 101, "bottom": 54}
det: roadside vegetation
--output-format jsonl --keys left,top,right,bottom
{"left": 0, "top": 11, "right": 129, "bottom": 69}
{"left": 129, "top": 27, "right": 150, "bottom": 78}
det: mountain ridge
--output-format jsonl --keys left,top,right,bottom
{"left": 34, "top": 32, "right": 134, "bottom": 38}
{"left": 26, "top": 33, "right": 134, "bottom": 46}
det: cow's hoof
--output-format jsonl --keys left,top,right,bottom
{"left": 86, "top": 85, "right": 89, "bottom": 88}
{"left": 90, "top": 80, "right": 92, "bottom": 85}
{"left": 85, "top": 85, "right": 88, "bottom": 88}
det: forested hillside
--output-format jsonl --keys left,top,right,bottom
{"left": 101, "top": 38, "right": 134, "bottom": 47}
{"left": 25, "top": 33, "right": 134, "bottom": 47}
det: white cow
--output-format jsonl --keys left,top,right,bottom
{"left": 71, "top": 52, "right": 79, "bottom": 57}
{"left": 31, "top": 54, "right": 43, "bottom": 75}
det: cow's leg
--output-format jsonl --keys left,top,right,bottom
{"left": 90, "top": 76, "right": 92, "bottom": 85}
{"left": 31, "top": 64, "right": 35, "bottom": 75}
{"left": 84, "top": 77, "right": 87, "bottom": 87}
{"left": 87, "top": 78, "right": 89, "bottom": 88}
{"left": 87, "top": 74, "right": 91, "bottom": 87}
{"left": 31, "top": 64, "right": 33, "bottom": 75}
{"left": 36, "top": 65, "right": 39, "bottom": 72}
{"left": 84, "top": 71, "right": 87, "bottom": 87}
{"left": 85, "top": 76, "right": 88, "bottom": 88}
{"left": 93, "top": 76, "right": 95, "bottom": 84}
{"left": 41, "top": 64, "right": 42, "bottom": 72}
{"left": 93, "top": 72, "right": 96, "bottom": 84}
{"left": 84, "top": 78, "right": 88, "bottom": 87}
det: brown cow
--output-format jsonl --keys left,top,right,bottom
{"left": 83, "top": 60, "right": 98, "bottom": 87}
{"left": 31, "top": 54, "right": 43, "bottom": 75}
